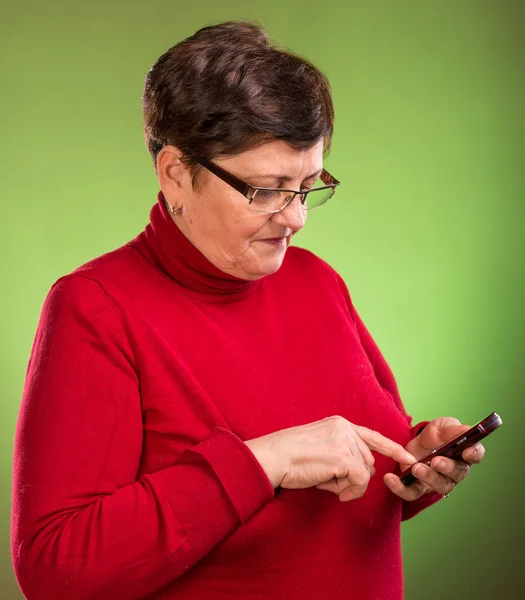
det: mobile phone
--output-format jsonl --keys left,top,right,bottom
{"left": 400, "top": 412, "right": 503, "bottom": 486}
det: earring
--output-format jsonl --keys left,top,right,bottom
{"left": 171, "top": 205, "right": 182, "bottom": 216}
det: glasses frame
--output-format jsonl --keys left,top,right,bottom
{"left": 194, "top": 158, "right": 340, "bottom": 213}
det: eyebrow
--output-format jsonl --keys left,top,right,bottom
{"left": 247, "top": 169, "right": 323, "bottom": 183}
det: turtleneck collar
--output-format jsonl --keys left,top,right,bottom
{"left": 137, "top": 191, "right": 259, "bottom": 298}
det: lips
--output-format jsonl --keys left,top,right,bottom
{"left": 258, "top": 237, "right": 287, "bottom": 247}
{"left": 259, "top": 232, "right": 291, "bottom": 242}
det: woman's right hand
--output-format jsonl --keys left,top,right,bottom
{"left": 245, "top": 416, "right": 417, "bottom": 502}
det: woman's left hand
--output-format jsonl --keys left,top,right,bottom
{"left": 383, "top": 417, "right": 486, "bottom": 501}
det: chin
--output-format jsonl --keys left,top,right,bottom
{"left": 244, "top": 253, "right": 287, "bottom": 280}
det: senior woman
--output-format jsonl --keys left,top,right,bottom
{"left": 12, "top": 21, "right": 485, "bottom": 600}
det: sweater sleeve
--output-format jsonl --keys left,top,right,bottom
{"left": 334, "top": 274, "right": 442, "bottom": 520}
{"left": 11, "top": 274, "right": 274, "bottom": 600}
{"left": 400, "top": 422, "right": 443, "bottom": 521}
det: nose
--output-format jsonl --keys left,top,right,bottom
{"left": 270, "top": 194, "right": 307, "bottom": 232}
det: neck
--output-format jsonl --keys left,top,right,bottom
{"left": 136, "top": 192, "right": 259, "bottom": 299}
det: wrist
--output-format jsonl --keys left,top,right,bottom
{"left": 244, "top": 437, "right": 285, "bottom": 489}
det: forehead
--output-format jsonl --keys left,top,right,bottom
{"left": 227, "top": 139, "right": 324, "bottom": 178}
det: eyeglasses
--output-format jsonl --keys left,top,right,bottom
{"left": 195, "top": 158, "right": 340, "bottom": 213}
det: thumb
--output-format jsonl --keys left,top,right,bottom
{"left": 419, "top": 418, "right": 469, "bottom": 452}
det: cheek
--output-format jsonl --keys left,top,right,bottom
{"left": 231, "top": 222, "right": 267, "bottom": 252}
{"left": 226, "top": 211, "right": 269, "bottom": 249}
{"left": 198, "top": 189, "right": 269, "bottom": 251}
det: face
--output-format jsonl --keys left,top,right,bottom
{"left": 157, "top": 139, "right": 324, "bottom": 280}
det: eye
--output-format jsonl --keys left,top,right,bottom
{"left": 301, "top": 178, "right": 319, "bottom": 192}
{"left": 255, "top": 189, "right": 280, "bottom": 200}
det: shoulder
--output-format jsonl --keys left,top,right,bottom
{"left": 280, "top": 245, "right": 346, "bottom": 288}
{"left": 42, "top": 273, "right": 119, "bottom": 332}
{"left": 42, "top": 244, "right": 139, "bottom": 319}
{"left": 277, "top": 245, "right": 358, "bottom": 316}
{"left": 71, "top": 243, "right": 139, "bottom": 284}
{"left": 49, "top": 241, "right": 143, "bottom": 299}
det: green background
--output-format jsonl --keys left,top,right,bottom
{"left": 2, "top": 1, "right": 523, "bottom": 598}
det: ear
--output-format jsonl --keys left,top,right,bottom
{"left": 157, "top": 145, "right": 192, "bottom": 202}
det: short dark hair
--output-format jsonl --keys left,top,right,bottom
{"left": 142, "top": 21, "right": 335, "bottom": 185}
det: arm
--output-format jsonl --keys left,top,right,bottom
{"left": 11, "top": 275, "right": 274, "bottom": 600}
{"left": 335, "top": 275, "right": 442, "bottom": 519}
{"left": 343, "top": 284, "right": 487, "bottom": 506}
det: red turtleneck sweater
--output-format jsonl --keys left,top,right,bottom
{"left": 12, "top": 194, "right": 439, "bottom": 600}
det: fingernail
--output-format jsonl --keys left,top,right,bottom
{"left": 467, "top": 447, "right": 478, "bottom": 459}
{"left": 384, "top": 475, "right": 396, "bottom": 486}
{"left": 413, "top": 463, "right": 426, "bottom": 477}
{"left": 406, "top": 453, "right": 417, "bottom": 463}
{"left": 435, "top": 458, "right": 446, "bottom": 469}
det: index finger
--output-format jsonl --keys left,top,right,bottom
{"left": 354, "top": 425, "right": 417, "bottom": 464}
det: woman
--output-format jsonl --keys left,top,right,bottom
{"left": 12, "top": 21, "right": 485, "bottom": 600}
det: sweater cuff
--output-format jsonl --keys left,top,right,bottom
{"left": 150, "top": 429, "right": 274, "bottom": 559}
{"left": 410, "top": 420, "right": 429, "bottom": 439}
{"left": 192, "top": 427, "right": 275, "bottom": 524}
{"left": 402, "top": 420, "right": 442, "bottom": 520}
{"left": 402, "top": 490, "right": 443, "bottom": 521}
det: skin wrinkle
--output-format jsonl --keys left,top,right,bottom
{"left": 247, "top": 168, "right": 323, "bottom": 185}
{"left": 157, "top": 139, "right": 324, "bottom": 280}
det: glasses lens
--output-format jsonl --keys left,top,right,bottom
{"left": 249, "top": 190, "right": 297, "bottom": 213}
{"left": 302, "top": 184, "right": 335, "bottom": 210}
{"left": 248, "top": 181, "right": 336, "bottom": 213}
